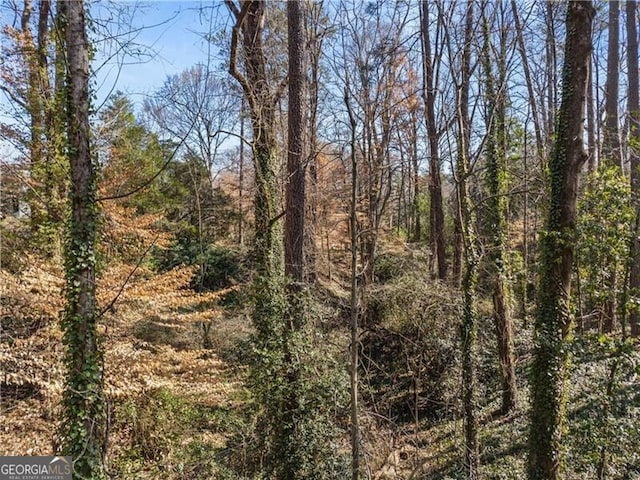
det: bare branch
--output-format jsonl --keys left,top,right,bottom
{"left": 226, "top": 0, "right": 255, "bottom": 112}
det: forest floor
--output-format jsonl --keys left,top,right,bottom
{"left": 2, "top": 251, "right": 640, "bottom": 479}
{"left": 0, "top": 260, "right": 248, "bottom": 477}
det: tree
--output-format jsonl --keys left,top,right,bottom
{"left": 598, "top": 0, "right": 622, "bottom": 334}
{"left": 225, "top": 1, "right": 287, "bottom": 471}
{"left": 603, "top": 0, "right": 620, "bottom": 166}
{"left": 98, "top": 93, "right": 168, "bottom": 214}
{"left": 345, "top": 77, "right": 361, "bottom": 480}
{"left": 227, "top": 3, "right": 341, "bottom": 478}
{"left": 420, "top": 0, "right": 447, "bottom": 280}
{"left": 59, "top": 0, "right": 105, "bottom": 477}
{"left": 0, "top": 0, "right": 67, "bottom": 250}
{"left": 285, "top": 0, "right": 306, "bottom": 282}
{"left": 304, "top": 0, "right": 328, "bottom": 284}
{"left": 144, "top": 65, "right": 237, "bottom": 195}
{"left": 528, "top": 2, "right": 594, "bottom": 479}
{"left": 511, "top": 0, "right": 544, "bottom": 162}
{"left": 227, "top": 0, "right": 282, "bottom": 278}
{"left": 628, "top": 0, "right": 640, "bottom": 338}
{"left": 481, "top": 4, "right": 517, "bottom": 414}
{"left": 454, "top": 0, "right": 480, "bottom": 475}
{"left": 335, "top": 0, "right": 412, "bottom": 286}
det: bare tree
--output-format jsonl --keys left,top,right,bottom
{"left": 455, "top": 0, "right": 480, "bottom": 475}
{"left": 345, "top": 78, "right": 361, "bottom": 480}
{"left": 603, "top": 0, "right": 621, "bottom": 166}
{"left": 628, "top": 0, "right": 640, "bottom": 337}
{"left": 420, "top": 0, "right": 447, "bottom": 280}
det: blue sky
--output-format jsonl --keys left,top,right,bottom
{"left": 0, "top": 1, "right": 231, "bottom": 158}
{"left": 92, "top": 1, "right": 229, "bottom": 110}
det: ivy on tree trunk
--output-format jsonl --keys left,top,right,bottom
{"left": 528, "top": 2, "right": 594, "bottom": 479}
{"left": 59, "top": 0, "right": 106, "bottom": 477}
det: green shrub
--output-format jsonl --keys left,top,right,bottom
{"left": 153, "top": 223, "right": 250, "bottom": 292}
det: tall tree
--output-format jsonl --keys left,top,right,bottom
{"left": 227, "top": 3, "right": 339, "bottom": 478}
{"left": 226, "top": 2, "right": 286, "bottom": 476}
{"left": 420, "top": 0, "right": 447, "bottom": 280}
{"left": 227, "top": 0, "right": 281, "bottom": 280}
{"left": 455, "top": 0, "right": 480, "bottom": 476}
{"left": 285, "top": 0, "right": 306, "bottom": 282}
{"left": 59, "top": 0, "right": 105, "bottom": 477}
{"left": 603, "top": 0, "right": 621, "bottom": 165}
{"left": 628, "top": 0, "right": 640, "bottom": 337}
{"left": 528, "top": 2, "right": 594, "bottom": 479}
{"left": 599, "top": 0, "right": 622, "bottom": 334}
{"left": 304, "top": 0, "right": 326, "bottom": 284}
{"left": 481, "top": 6, "right": 517, "bottom": 414}
{"left": 345, "top": 79, "right": 361, "bottom": 480}
{"left": 5, "top": 0, "right": 66, "bottom": 249}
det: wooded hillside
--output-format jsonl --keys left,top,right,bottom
{"left": 1, "top": 1, "right": 639, "bottom": 479}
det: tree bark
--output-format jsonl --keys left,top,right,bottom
{"left": 528, "top": 2, "right": 594, "bottom": 479}
{"left": 420, "top": 0, "right": 447, "bottom": 280}
{"left": 285, "top": 0, "right": 306, "bottom": 283}
{"left": 481, "top": 10, "right": 517, "bottom": 415}
{"left": 228, "top": 0, "right": 280, "bottom": 279}
{"left": 601, "top": 0, "right": 621, "bottom": 334}
{"left": 227, "top": 2, "right": 290, "bottom": 476}
{"left": 60, "top": 0, "right": 105, "bottom": 476}
{"left": 345, "top": 83, "right": 361, "bottom": 480}
{"left": 627, "top": 0, "right": 640, "bottom": 337}
{"left": 457, "top": 1, "right": 479, "bottom": 476}
{"left": 603, "top": 0, "right": 621, "bottom": 165}
{"left": 587, "top": 57, "right": 597, "bottom": 172}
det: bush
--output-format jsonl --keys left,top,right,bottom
{"left": 374, "top": 247, "right": 430, "bottom": 283}
{"left": 112, "top": 388, "right": 234, "bottom": 479}
{"left": 153, "top": 223, "right": 250, "bottom": 292}
{"left": 363, "top": 260, "right": 462, "bottom": 422}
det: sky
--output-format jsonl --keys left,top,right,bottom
{"left": 92, "top": 1, "right": 229, "bottom": 109}
{"left": 0, "top": 1, "right": 232, "bottom": 160}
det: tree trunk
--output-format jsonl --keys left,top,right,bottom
{"left": 600, "top": 0, "right": 621, "bottom": 334}
{"left": 420, "top": 0, "right": 447, "bottom": 280}
{"left": 481, "top": 10, "right": 517, "bottom": 415}
{"left": 603, "top": 0, "right": 621, "bottom": 165}
{"left": 227, "top": 2, "right": 287, "bottom": 476}
{"left": 544, "top": 2, "right": 557, "bottom": 155}
{"left": 457, "top": 1, "right": 479, "bottom": 476}
{"left": 511, "top": 0, "right": 544, "bottom": 161}
{"left": 587, "top": 57, "right": 597, "bottom": 173}
{"left": 285, "top": 0, "right": 306, "bottom": 283}
{"left": 305, "top": 1, "right": 324, "bottom": 284}
{"left": 410, "top": 110, "right": 422, "bottom": 242}
{"left": 238, "top": 101, "right": 245, "bottom": 246}
{"left": 345, "top": 84, "right": 361, "bottom": 480}
{"left": 59, "top": 0, "right": 105, "bottom": 477}
{"left": 23, "top": 0, "right": 61, "bottom": 248}
{"left": 528, "top": 3, "right": 594, "bottom": 479}
{"left": 232, "top": 1, "right": 280, "bottom": 279}
{"left": 627, "top": 0, "right": 640, "bottom": 337}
